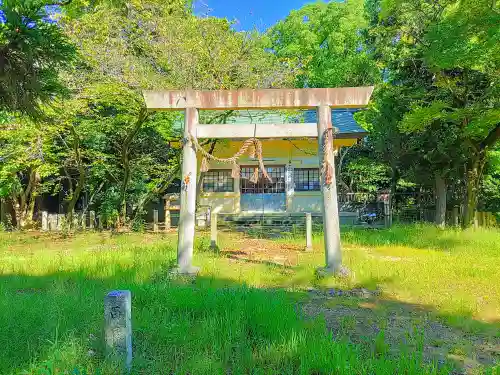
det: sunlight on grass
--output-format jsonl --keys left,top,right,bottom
{"left": 0, "top": 226, "right": 498, "bottom": 374}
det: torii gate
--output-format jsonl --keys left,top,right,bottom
{"left": 143, "top": 87, "right": 374, "bottom": 275}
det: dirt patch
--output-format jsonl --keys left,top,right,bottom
{"left": 302, "top": 295, "right": 500, "bottom": 374}
{"left": 221, "top": 238, "right": 304, "bottom": 267}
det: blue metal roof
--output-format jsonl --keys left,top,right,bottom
{"left": 221, "top": 109, "right": 366, "bottom": 136}
{"left": 173, "top": 109, "right": 367, "bottom": 137}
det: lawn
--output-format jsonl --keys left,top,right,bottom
{"left": 0, "top": 225, "right": 499, "bottom": 374}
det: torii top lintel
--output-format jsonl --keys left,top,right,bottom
{"left": 143, "top": 86, "right": 374, "bottom": 110}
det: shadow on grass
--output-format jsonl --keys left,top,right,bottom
{"left": 304, "top": 281, "right": 500, "bottom": 373}
{"left": 0, "top": 261, "right": 498, "bottom": 374}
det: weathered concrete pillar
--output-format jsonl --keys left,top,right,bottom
{"left": 89, "top": 211, "right": 95, "bottom": 230}
{"left": 104, "top": 290, "right": 132, "bottom": 372}
{"left": 81, "top": 213, "right": 86, "bottom": 230}
{"left": 488, "top": 213, "right": 495, "bottom": 227}
{"left": 57, "top": 214, "right": 65, "bottom": 231}
{"left": 305, "top": 213, "right": 313, "bottom": 252}
{"left": 317, "top": 105, "right": 342, "bottom": 274}
{"left": 153, "top": 209, "right": 159, "bottom": 233}
{"left": 48, "top": 214, "right": 56, "bottom": 231}
{"left": 176, "top": 108, "right": 199, "bottom": 274}
{"left": 98, "top": 215, "right": 103, "bottom": 230}
{"left": 71, "top": 211, "right": 79, "bottom": 230}
{"left": 41, "top": 211, "right": 48, "bottom": 231}
{"left": 211, "top": 212, "right": 218, "bottom": 249}
{"left": 384, "top": 199, "right": 391, "bottom": 228}
{"left": 164, "top": 199, "right": 171, "bottom": 231}
{"left": 285, "top": 164, "right": 294, "bottom": 212}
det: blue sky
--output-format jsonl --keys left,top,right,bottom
{"left": 195, "top": 0, "right": 314, "bottom": 30}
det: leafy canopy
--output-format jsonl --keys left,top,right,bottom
{"left": 0, "top": 0, "right": 76, "bottom": 116}
{"left": 270, "top": 0, "right": 378, "bottom": 88}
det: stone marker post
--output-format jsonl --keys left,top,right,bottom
{"left": 48, "top": 214, "right": 56, "bottom": 231}
{"left": 57, "top": 214, "right": 65, "bottom": 231}
{"left": 71, "top": 212, "right": 79, "bottom": 231}
{"left": 384, "top": 199, "right": 391, "bottom": 228}
{"left": 164, "top": 199, "right": 171, "bottom": 231}
{"left": 211, "top": 212, "right": 218, "bottom": 249}
{"left": 81, "top": 213, "right": 86, "bottom": 230}
{"left": 305, "top": 213, "right": 313, "bottom": 252}
{"left": 89, "top": 211, "right": 95, "bottom": 230}
{"left": 153, "top": 210, "right": 159, "bottom": 232}
{"left": 41, "top": 211, "right": 48, "bottom": 231}
{"left": 104, "top": 290, "right": 132, "bottom": 372}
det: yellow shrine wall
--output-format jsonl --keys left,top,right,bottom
{"left": 198, "top": 138, "right": 356, "bottom": 214}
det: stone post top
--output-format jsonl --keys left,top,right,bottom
{"left": 107, "top": 290, "right": 131, "bottom": 298}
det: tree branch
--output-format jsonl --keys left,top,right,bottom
{"left": 44, "top": 0, "right": 72, "bottom": 6}
{"left": 480, "top": 123, "right": 500, "bottom": 150}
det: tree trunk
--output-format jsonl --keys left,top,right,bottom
{"left": 12, "top": 170, "right": 40, "bottom": 229}
{"left": 12, "top": 199, "right": 22, "bottom": 230}
{"left": 390, "top": 166, "right": 399, "bottom": 196}
{"left": 462, "top": 124, "right": 500, "bottom": 227}
{"left": 64, "top": 126, "right": 88, "bottom": 230}
{"left": 462, "top": 153, "right": 487, "bottom": 228}
{"left": 119, "top": 109, "right": 148, "bottom": 227}
{"left": 119, "top": 158, "right": 131, "bottom": 226}
{"left": 434, "top": 173, "right": 447, "bottom": 228}
{"left": 132, "top": 166, "right": 180, "bottom": 220}
{"left": 67, "top": 169, "right": 86, "bottom": 229}
{"left": 336, "top": 146, "right": 352, "bottom": 193}
{"left": 463, "top": 163, "right": 478, "bottom": 228}
{"left": 0, "top": 198, "right": 5, "bottom": 226}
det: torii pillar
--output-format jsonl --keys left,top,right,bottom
{"left": 317, "top": 105, "right": 342, "bottom": 274}
{"left": 176, "top": 107, "right": 199, "bottom": 274}
{"left": 143, "top": 87, "right": 374, "bottom": 275}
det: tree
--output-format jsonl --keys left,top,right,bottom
{"left": 0, "top": 115, "right": 58, "bottom": 228}
{"left": 56, "top": 0, "right": 296, "bottom": 227}
{"left": 270, "top": 0, "right": 379, "bottom": 88}
{"left": 0, "top": 0, "right": 75, "bottom": 116}
{"left": 364, "top": 0, "right": 500, "bottom": 227}
{"left": 479, "top": 144, "right": 500, "bottom": 218}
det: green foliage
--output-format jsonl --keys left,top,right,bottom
{"left": 480, "top": 146, "right": 500, "bottom": 214}
{"left": 0, "top": 115, "right": 59, "bottom": 228}
{"left": 344, "top": 156, "right": 391, "bottom": 192}
{"left": 423, "top": 0, "right": 500, "bottom": 73}
{"left": 0, "top": 0, "right": 76, "bottom": 116}
{"left": 400, "top": 101, "right": 450, "bottom": 133}
{"left": 50, "top": 2, "right": 296, "bottom": 225}
{"left": 363, "top": 0, "right": 500, "bottom": 225}
{"left": 270, "top": 0, "right": 379, "bottom": 88}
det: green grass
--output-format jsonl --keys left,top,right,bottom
{"left": 0, "top": 225, "right": 498, "bottom": 374}
{"left": 341, "top": 225, "right": 500, "bottom": 324}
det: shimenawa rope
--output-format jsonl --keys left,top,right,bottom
{"left": 188, "top": 133, "right": 272, "bottom": 183}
